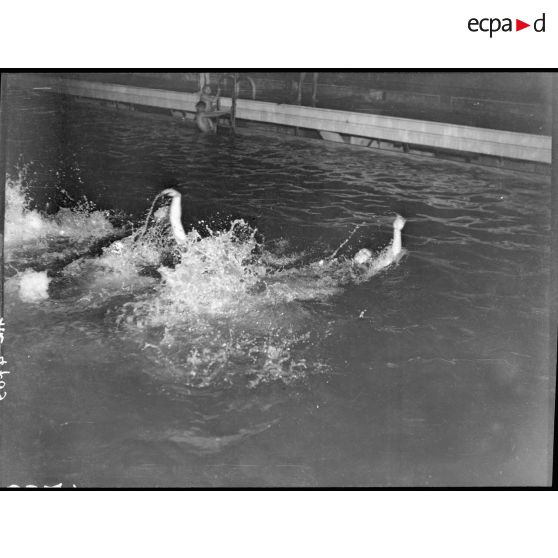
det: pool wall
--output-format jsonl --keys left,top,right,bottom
{"left": 9, "top": 73, "right": 551, "bottom": 174}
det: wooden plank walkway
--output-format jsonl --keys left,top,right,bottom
{"left": 16, "top": 75, "right": 551, "bottom": 164}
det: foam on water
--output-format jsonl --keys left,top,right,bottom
{"left": 18, "top": 269, "right": 51, "bottom": 302}
{"left": 133, "top": 219, "right": 263, "bottom": 322}
{"left": 4, "top": 170, "right": 405, "bottom": 388}
{"left": 5, "top": 175, "right": 59, "bottom": 247}
{"left": 111, "top": 217, "right": 405, "bottom": 389}
{"left": 136, "top": 323, "right": 322, "bottom": 389}
{"left": 5, "top": 173, "right": 117, "bottom": 264}
{"left": 128, "top": 218, "right": 405, "bottom": 323}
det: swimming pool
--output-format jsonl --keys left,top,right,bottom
{"left": 1, "top": 86, "right": 552, "bottom": 486}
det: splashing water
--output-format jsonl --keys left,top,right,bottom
{"left": 106, "top": 214, "right": 405, "bottom": 389}
{"left": 135, "top": 323, "right": 322, "bottom": 390}
{"left": 5, "top": 173, "right": 118, "bottom": 268}
{"left": 5, "top": 175, "right": 58, "bottom": 247}
{"left": 5, "top": 171, "right": 405, "bottom": 389}
{"left": 126, "top": 216, "right": 406, "bottom": 323}
{"left": 17, "top": 269, "right": 51, "bottom": 302}
{"left": 132, "top": 219, "right": 263, "bottom": 322}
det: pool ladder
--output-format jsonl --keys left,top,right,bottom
{"left": 216, "top": 74, "right": 257, "bottom": 134}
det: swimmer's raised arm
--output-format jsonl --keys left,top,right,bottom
{"left": 391, "top": 214, "right": 406, "bottom": 256}
{"left": 353, "top": 214, "right": 406, "bottom": 267}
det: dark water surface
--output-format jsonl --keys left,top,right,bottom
{"left": 1, "top": 88, "right": 553, "bottom": 486}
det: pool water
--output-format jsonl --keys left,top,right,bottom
{"left": 1, "top": 86, "right": 553, "bottom": 487}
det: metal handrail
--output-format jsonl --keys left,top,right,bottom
{"left": 217, "top": 74, "right": 256, "bottom": 100}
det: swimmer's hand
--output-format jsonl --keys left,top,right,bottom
{"left": 393, "top": 214, "right": 406, "bottom": 231}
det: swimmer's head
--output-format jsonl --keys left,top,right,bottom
{"left": 195, "top": 101, "right": 207, "bottom": 112}
{"left": 353, "top": 248, "right": 373, "bottom": 265}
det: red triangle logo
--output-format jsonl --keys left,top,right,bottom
{"left": 516, "top": 19, "right": 530, "bottom": 31}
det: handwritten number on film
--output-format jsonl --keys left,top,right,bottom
{"left": 0, "top": 318, "right": 8, "bottom": 400}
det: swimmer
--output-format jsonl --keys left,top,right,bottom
{"left": 21, "top": 189, "right": 191, "bottom": 295}
{"left": 134, "top": 187, "right": 188, "bottom": 248}
{"left": 353, "top": 214, "right": 406, "bottom": 269}
{"left": 195, "top": 101, "right": 230, "bottom": 134}
{"left": 200, "top": 84, "right": 220, "bottom": 112}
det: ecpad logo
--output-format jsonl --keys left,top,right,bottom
{"left": 468, "top": 13, "right": 546, "bottom": 37}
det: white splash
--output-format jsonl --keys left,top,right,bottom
{"left": 5, "top": 174, "right": 116, "bottom": 253}
{"left": 18, "top": 269, "right": 51, "bottom": 302}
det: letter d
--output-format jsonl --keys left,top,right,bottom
{"left": 534, "top": 13, "right": 545, "bottom": 32}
